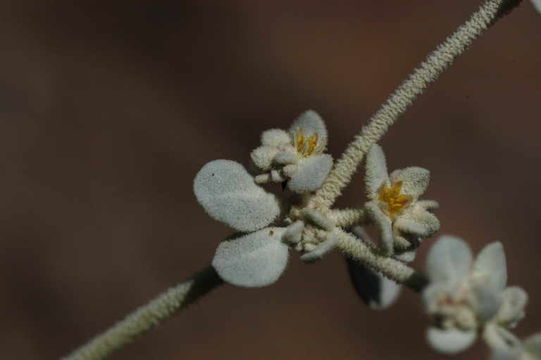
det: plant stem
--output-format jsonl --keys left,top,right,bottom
{"left": 328, "top": 208, "right": 368, "bottom": 228}
{"left": 63, "top": 266, "right": 223, "bottom": 360}
{"left": 309, "top": 0, "right": 522, "bottom": 210}
{"left": 334, "top": 229, "right": 428, "bottom": 292}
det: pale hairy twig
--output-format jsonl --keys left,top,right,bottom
{"left": 61, "top": 0, "right": 523, "bottom": 358}
{"left": 328, "top": 208, "right": 368, "bottom": 228}
{"left": 309, "top": 0, "right": 522, "bottom": 210}
{"left": 334, "top": 229, "right": 428, "bottom": 292}
{"left": 64, "top": 266, "right": 223, "bottom": 360}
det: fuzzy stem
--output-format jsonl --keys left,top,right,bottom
{"left": 63, "top": 266, "right": 223, "bottom": 360}
{"left": 328, "top": 208, "right": 368, "bottom": 228}
{"left": 335, "top": 229, "right": 428, "bottom": 292}
{"left": 309, "top": 0, "right": 522, "bottom": 210}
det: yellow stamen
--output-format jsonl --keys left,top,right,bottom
{"left": 295, "top": 128, "right": 319, "bottom": 157}
{"left": 378, "top": 181, "right": 412, "bottom": 217}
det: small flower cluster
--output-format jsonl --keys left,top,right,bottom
{"left": 193, "top": 111, "right": 440, "bottom": 297}
{"left": 193, "top": 110, "right": 335, "bottom": 288}
{"left": 250, "top": 110, "right": 333, "bottom": 193}
{"left": 364, "top": 145, "right": 439, "bottom": 260}
{"left": 193, "top": 111, "right": 538, "bottom": 359}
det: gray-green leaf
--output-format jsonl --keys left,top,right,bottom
{"left": 212, "top": 227, "right": 289, "bottom": 287}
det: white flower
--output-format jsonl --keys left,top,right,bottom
{"left": 532, "top": 0, "right": 541, "bottom": 14}
{"left": 251, "top": 110, "right": 333, "bottom": 193}
{"left": 194, "top": 160, "right": 289, "bottom": 287}
{"left": 423, "top": 236, "right": 528, "bottom": 355}
{"left": 484, "top": 325, "right": 541, "bottom": 360}
{"left": 364, "top": 144, "right": 439, "bottom": 255}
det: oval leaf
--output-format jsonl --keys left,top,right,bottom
{"left": 212, "top": 227, "right": 288, "bottom": 287}
{"left": 194, "top": 160, "right": 280, "bottom": 232}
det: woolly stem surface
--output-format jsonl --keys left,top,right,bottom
{"left": 335, "top": 229, "right": 428, "bottom": 292}
{"left": 309, "top": 0, "right": 522, "bottom": 210}
{"left": 63, "top": 266, "right": 223, "bottom": 360}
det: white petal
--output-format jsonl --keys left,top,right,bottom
{"left": 427, "top": 327, "right": 477, "bottom": 354}
{"left": 469, "top": 283, "right": 503, "bottom": 322}
{"left": 365, "top": 201, "right": 394, "bottom": 254}
{"left": 194, "top": 160, "right": 280, "bottom": 232}
{"left": 250, "top": 146, "right": 279, "bottom": 170}
{"left": 346, "top": 257, "right": 402, "bottom": 309}
{"left": 389, "top": 166, "right": 430, "bottom": 199}
{"left": 483, "top": 324, "right": 522, "bottom": 359}
{"left": 525, "top": 333, "right": 541, "bottom": 357}
{"left": 212, "top": 227, "right": 289, "bottom": 287}
{"left": 287, "top": 154, "right": 333, "bottom": 193}
{"left": 426, "top": 235, "right": 472, "bottom": 284}
{"left": 394, "top": 204, "right": 440, "bottom": 238}
{"left": 496, "top": 287, "right": 528, "bottom": 327}
{"left": 473, "top": 242, "right": 507, "bottom": 292}
{"left": 261, "top": 129, "right": 291, "bottom": 147}
{"left": 289, "top": 110, "right": 328, "bottom": 150}
{"left": 365, "top": 144, "right": 389, "bottom": 200}
{"left": 532, "top": 0, "right": 541, "bottom": 14}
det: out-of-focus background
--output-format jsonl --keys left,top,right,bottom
{"left": 0, "top": 0, "right": 539, "bottom": 359}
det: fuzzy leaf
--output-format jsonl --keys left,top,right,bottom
{"left": 212, "top": 227, "right": 288, "bottom": 287}
{"left": 194, "top": 160, "right": 280, "bottom": 232}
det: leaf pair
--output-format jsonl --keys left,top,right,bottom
{"left": 194, "top": 159, "right": 289, "bottom": 287}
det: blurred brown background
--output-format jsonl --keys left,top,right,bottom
{"left": 0, "top": 0, "right": 539, "bottom": 359}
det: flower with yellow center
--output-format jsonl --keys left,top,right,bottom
{"left": 363, "top": 144, "right": 440, "bottom": 256}
{"left": 378, "top": 181, "right": 412, "bottom": 218}
{"left": 251, "top": 110, "right": 333, "bottom": 193}
{"left": 294, "top": 128, "right": 319, "bottom": 158}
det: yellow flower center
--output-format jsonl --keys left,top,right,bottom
{"left": 294, "top": 128, "right": 319, "bottom": 157}
{"left": 378, "top": 181, "right": 412, "bottom": 217}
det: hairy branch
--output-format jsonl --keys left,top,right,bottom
{"left": 309, "top": 0, "right": 522, "bottom": 210}
{"left": 335, "top": 229, "right": 428, "bottom": 292}
{"left": 64, "top": 266, "right": 223, "bottom": 360}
